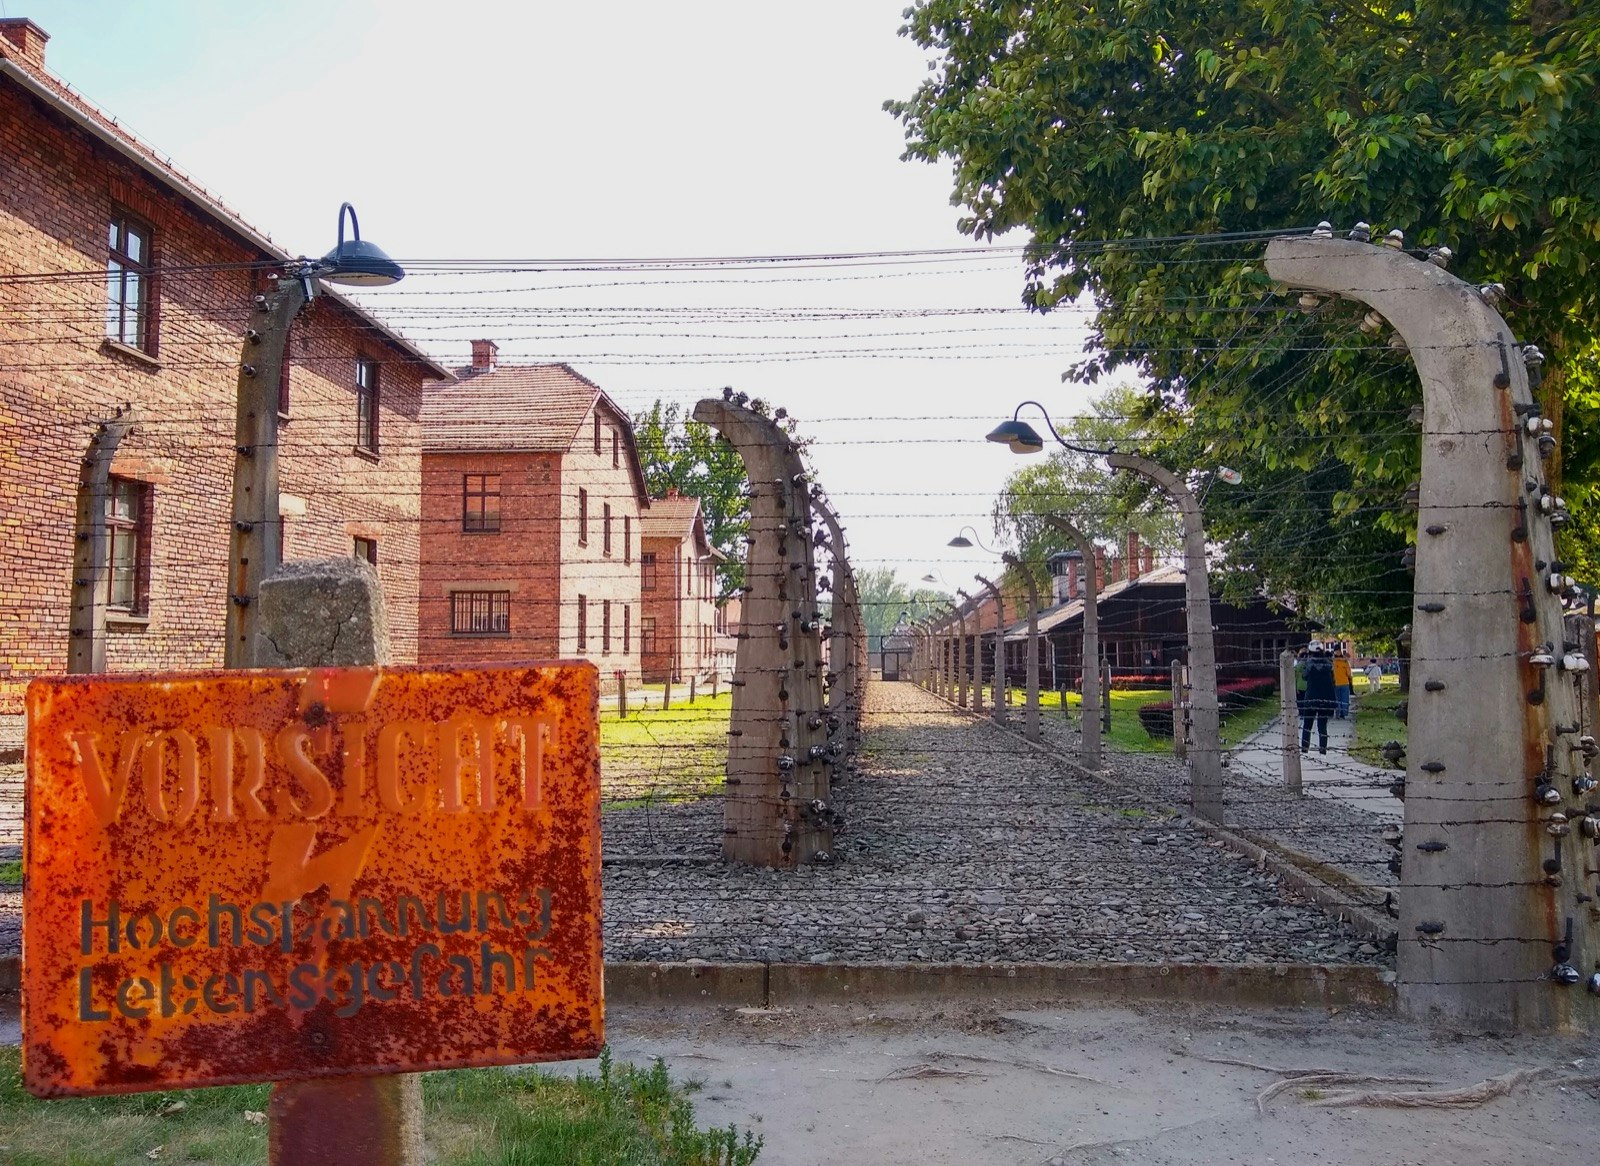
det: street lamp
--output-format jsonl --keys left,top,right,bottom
{"left": 985, "top": 400, "right": 1109, "bottom": 457}
{"left": 947, "top": 525, "right": 1002, "bottom": 552}
{"left": 224, "top": 203, "right": 406, "bottom": 667}
{"left": 318, "top": 203, "right": 406, "bottom": 287}
{"left": 982, "top": 399, "right": 1235, "bottom": 821}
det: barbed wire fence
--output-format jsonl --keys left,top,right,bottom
{"left": 4, "top": 229, "right": 1595, "bottom": 1022}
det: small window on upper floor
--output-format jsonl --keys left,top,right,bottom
{"left": 463, "top": 473, "right": 502, "bottom": 532}
{"left": 611, "top": 431, "right": 620, "bottom": 468}
{"left": 593, "top": 414, "right": 602, "bottom": 455}
{"left": 355, "top": 357, "right": 380, "bottom": 454}
{"left": 353, "top": 537, "right": 378, "bottom": 566}
{"left": 106, "top": 213, "right": 156, "bottom": 354}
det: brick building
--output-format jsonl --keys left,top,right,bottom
{"left": 0, "top": 20, "right": 448, "bottom": 711}
{"left": 418, "top": 347, "right": 649, "bottom": 690}
{"left": 638, "top": 489, "right": 722, "bottom": 683}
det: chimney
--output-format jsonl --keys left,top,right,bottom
{"left": 665, "top": 486, "right": 680, "bottom": 499}
{"left": 0, "top": 19, "right": 48, "bottom": 68}
{"left": 1064, "top": 557, "right": 1077, "bottom": 601}
{"left": 1094, "top": 549, "right": 1108, "bottom": 591}
{"left": 1144, "top": 547, "right": 1155, "bottom": 575}
{"left": 469, "top": 339, "right": 499, "bottom": 373}
{"left": 1127, "top": 531, "right": 1141, "bottom": 581}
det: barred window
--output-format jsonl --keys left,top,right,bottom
{"left": 450, "top": 590, "right": 510, "bottom": 635}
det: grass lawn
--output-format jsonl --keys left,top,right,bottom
{"left": 599, "top": 691, "right": 731, "bottom": 807}
{"left": 0, "top": 1048, "right": 762, "bottom": 1166}
{"left": 1350, "top": 678, "right": 1408, "bottom": 769}
{"left": 0, "top": 858, "right": 19, "bottom": 885}
{"left": 969, "top": 684, "right": 1281, "bottom": 753}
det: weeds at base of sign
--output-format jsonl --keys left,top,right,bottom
{"left": 0, "top": 1046, "right": 763, "bottom": 1165}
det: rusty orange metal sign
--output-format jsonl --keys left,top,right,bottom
{"left": 23, "top": 662, "right": 603, "bottom": 1096}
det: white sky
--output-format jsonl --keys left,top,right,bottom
{"left": 14, "top": 0, "right": 1118, "bottom": 590}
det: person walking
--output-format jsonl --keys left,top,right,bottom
{"left": 1300, "top": 643, "right": 1337, "bottom": 754}
{"left": 1332, "top": 646, "right": 1353, "bottom": 719}
{"left": 1364, "top": 659, "right": 1384, "bottom": 693}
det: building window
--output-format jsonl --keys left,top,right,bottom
{"left": 353, "top": 537, "right": 377, "bottom": 566}
{"left": 463, "top": 473, "right": 501, "bottom": 532}
{"left": 623, "top": 604, "right": 631, "bottom": 653}
{"left": 106, "top": 477, "right": 150, "bottom": 612}
{"left": 640, "top": 616, "right": 657, "bottom": 656}
{"left": 602, "top": 599, "right": 612, "bottom": 653}
{"left": 603, "top": 503, "right": 613, "bottom": 556}
{"left": 355, "top": 357, "right": 380, "bottom": 453}
{"left": 450, "top": 590, "right": 510, "bottom": 635}
{"left": 641, "top": 552, "right": 657, "bottom": 591}
{"left": 611, "top": 431, "right": 620, "bottom": 468}
{"left": 578, "top": 488, "right": 588, "bottom": 545}
{"left": 593, "top": 415, "right": 601, "bottom": 455}
{"left": 685, "top": 556, "right": 692, "bottom": 597}
{"left": 106, "top": 213, "right": 154, "bottom": 353}
{"left": 576, "top": 594, "right": 588, "bottom": 649}
{"left": 623, "top": 515, "right": 632, "bottom": 564}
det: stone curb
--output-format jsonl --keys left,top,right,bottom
{"left": 916, "top": 684, "right": 1399, "bottom": 943}
{"left": 606, "top": 959, "right": 1396, "bottom": 1010}
{"left": 0, "top": 955, "right": 1394, "bottom": 1013}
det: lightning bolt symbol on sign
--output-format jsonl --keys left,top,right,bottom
{"left": 262, "top": 822, "right": 379, "bottom": 907}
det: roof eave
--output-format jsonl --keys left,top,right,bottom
{"left": 0, "top": 60, "right": 451, "bottom": 381}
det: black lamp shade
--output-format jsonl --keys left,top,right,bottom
{"left": 986, "top": 419, "right": 1045, "bottom": 453}
{"left": 320, "top": 238, "right": 406, "bottom": 287}
{"left": 319, "top": 203, "right": 405, "bottom": 287}
{"left": 948, "top": 536, "right": 974, "bottom": 548}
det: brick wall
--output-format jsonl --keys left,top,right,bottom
{"left": 557, "top": 402, "right": 643, "bottom": 691}
{"left": 640, "top": 530, "right": 720, "bottom": 683}
{"left": 417, "top": 450, "right": 562, "bottom": 664}
{"left": 0, "top": 79, "right": 428, "bottom": 710}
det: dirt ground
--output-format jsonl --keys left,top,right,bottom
{"left": 2, "top": 992, "right": 1594, "bottom": 1163}
{"left": 590, "top": 999, "right": 1597, "bottom": 1166}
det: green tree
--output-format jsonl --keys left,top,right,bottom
{"left": 854, "top": 568, "right": 951, "bottom": 652}
{"left": 889, "top": 0, "right": 1600, "bottom": 610}
{"left": 631, "top": 400, "right": 750, "bottom": 595}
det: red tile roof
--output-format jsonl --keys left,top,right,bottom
{"left": 420, "top": 362, "right": 652, "bottom": 504}
{"left": 640, "top": 494, "right": 710, "bottom": 555}
{"left": 0, "top": 36, "right": 449, "bottom": 377}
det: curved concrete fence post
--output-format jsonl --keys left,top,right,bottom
{"left": 1266, "top": 232, "right": 1596, "bottom": 1029}
{"left": 693, "top": 397, "right": 834, "bottom": 866}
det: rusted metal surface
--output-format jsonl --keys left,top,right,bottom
{"left": 23, "top": 662, "right": 603, "bottom": 1096}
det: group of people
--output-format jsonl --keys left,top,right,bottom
{"left": 1294, "top": 642, "right": 1380, "bottom": 754}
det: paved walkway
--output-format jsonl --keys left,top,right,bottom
{"left": 1227, "top": 702, "right": 1402, "bottom": 824}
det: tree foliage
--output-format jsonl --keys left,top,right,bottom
{"left": 855, "top": 568, "right": 950, "bottom": 651}
{"left": 631, "top": 400, "right": 750, "bottom": 595}
{"left": 890, "top": 0, "right": 1600, "bottom": 618}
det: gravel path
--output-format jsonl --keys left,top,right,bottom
{"left": 0, "top": 684, "right": 1393, "bottom": 966}
{"left": 599, "top": 683, "right": 1389, "bottom": 966}
{"left": 1028, "top": 700, "right": 1397, "bottom": 911}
